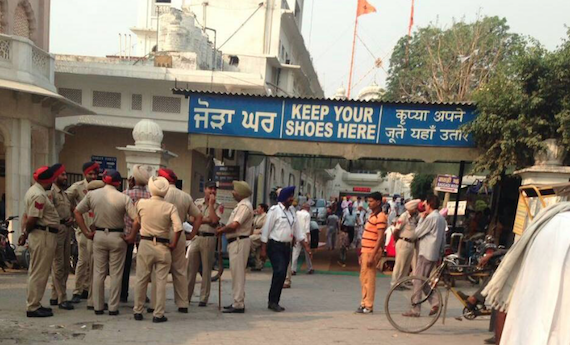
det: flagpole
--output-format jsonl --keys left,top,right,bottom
{"left": 347, "top": 15, "right": 359, "bottom": 99}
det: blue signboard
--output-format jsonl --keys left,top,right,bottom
{"left": 91, "top": 155, "right": 117, "bottom": 171}
{"left": 187, "top": 93, "right": 476, "bottom": 147}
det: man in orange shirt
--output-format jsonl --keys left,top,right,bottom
{"left": 356, "top": 192, "right": 387, "bottom": 314}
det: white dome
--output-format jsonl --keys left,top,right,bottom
{"left": 132, "top": 119, "right": 163, "bottom": 149}
{"left": 357, "top": 82, "right": 385, "bottom": 101}
{"left": 334, "top": 86, "right": 347, "bottom": 100}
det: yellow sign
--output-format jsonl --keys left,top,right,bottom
{"left": 513, "top": 196, "right": 528, "bottom": 236}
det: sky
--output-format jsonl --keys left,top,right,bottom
{"left": 50, "top": 0, "right": 570, "bottom": 97}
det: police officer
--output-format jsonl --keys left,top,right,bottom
{"left": 85, "top": 180, "right": 105, "bottom": 310}
{"left": 261, "top": 186, "right": 311, "bottom": 312}
{"left": 74, "top": 170, "right": 136, "bottom": 315}
{"left": 147, "top": 168, "right": 202, "bottom": 313}
{"left": 49, "top": 165, "right": 75, "bottom": 311}
{"left": 218, "top": 181, "right": 254, "bottom": 314}
{"left": 126, "top": 176, "right": 183, "bottom": 323}
{"left": 186, "top": 180, "right": 222, "bottom": 307}
{"left": 391, "top": 199, "right": 420, "bottom": 287}
{"left": 67, "top": 161, "right": 100, "bottom": 303}
{"left": 20, "top": 164, "right": 65, "bottom": 317}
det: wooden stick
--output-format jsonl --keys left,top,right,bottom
{"left": 217, "top": 237, "right": 222, "bottom": 311}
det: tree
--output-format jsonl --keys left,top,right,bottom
{"left": 464, "top": 30, "right": 570, "bottom": 183}
{"left": 410, "top": 174, "right": 435, "bottom": 200}
{"left": 385, "top": 16, "right": 525, "bottom": 103}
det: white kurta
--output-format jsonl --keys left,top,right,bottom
{"left": 500, "top": 211, "right": 570, "bottom": 345}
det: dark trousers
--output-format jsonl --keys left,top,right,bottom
{"left": 267, "top": 240, "right": 291, "bottom": 305}
{"left": 121, "top": 243, "right": 135, "bottom": 300}
{"left": 310, "top": 229, "right": 319, "bottom": 249}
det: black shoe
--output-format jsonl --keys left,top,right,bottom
{"left": 50, "top": 299, "right": 58, "bottom": 306}
{"left": 94, "top": 310, "right": 104, "bottom": 315}
{"left": 134, "top": 313, "right": 143, "bottom": 321}
{"left": 39, "top": 306, "right": 52, "bottom": 312}
{"left": 71, "top": 295, "right": 82, "bottom": 304}
{"left": 484, "top": 336, "right": 496, "bottom": 344}
{"left": 81, "top": 290, "right": 89, "bottom": 299}
{"left": 223, "top": 304, "right": 233, "bottom": 310}
{"left": 27, "top": 309, "right": 53, "bottom": 318}
{"left": 178, "top": 308, "right": 188, "bottom": 313}
{"left": 268, "top": 303, "right": 285, "bottom": 312}
{"left": 59, "top": 301, "right": 75, "bottom": 310}
{"left": 109, "top": 310, "right": 119, "bottom": 316}
{"left": 147, "top": 308, "right": 155, "bottom": 313}
{"left": 145, "top": 296, "right": 150, "bottom": 303}
{"left": 152, "top": 316, "right": 168, "bottom": 323}
{"left": 222, "top": 307, "right": 245, "bottom": 314}
{"left": 90, "top": 303, "right": 108, "bottom": 312}
{"left": 292, "top": 271, "right": 297, "bottom": 276}
{"left": 198, "top": 302, "right": 207, "bottom": 307}
{"left": 307, "top": 269, "right": 314, "bottom": 275}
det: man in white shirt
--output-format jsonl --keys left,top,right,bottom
{"left": 261, "top": 186, "right": 311, "bottom": 312}
{"left": 403, "top": 195, "right": 446, "bottom": 317}
{"left": 291, "top": 203, "right": 314, "bottom": 275}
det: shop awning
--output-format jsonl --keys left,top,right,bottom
{"left": 0, "top": 79, "right": 95, "bottom": 117}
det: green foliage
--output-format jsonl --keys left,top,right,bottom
{"left": 410, "top": 174, "right": 435, "bottom": 200}
{"left": 464, "top": 29, "right": 570, "bottom": 183}
{"left": 385, "top": 16, "right": 525, "bottom": 103}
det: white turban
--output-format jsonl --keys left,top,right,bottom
{"left": 405, "top": 199, "right": 421, "bottom": 211}
{"left": 132, "top": 164, "right": 150, "bottom": 185}
{"left": 148, "top": 176, "right": 170, "bottom": 197}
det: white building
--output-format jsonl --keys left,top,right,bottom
{"left": 0, "top": 0, "right": 89, "bottom": 232}
{"left": 55, "top": 0, "right": 325, "bottom": 202}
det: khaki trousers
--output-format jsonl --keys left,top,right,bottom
{"left": 27, "top": 229, "right": 57, "bottom": 311}
{"left": 390, "top": 240, "right": 415, "bottom": 286}
{"left": 360, "top": 252, "right": 378, "bottom": 310}
{"left": 249, "top": 234, "right": 264, "bottom": 269}
{"left": 187, "top": 236, "right": 216, "bottom": 304}
{"left": 92, "top": 231, "right": 127, "bottom": 312}
{"left": 150, "top": 233, "right": 190, "bottom": 308}
{"left": 74, "top": 229, "right": 91, "bottom": 295}
{"left": 86, "top": 239, "right": 94, "bottom": 307}
{"left": 228, "top": 238, "right": 250, "bottom": 309}
{"left": 51, "top": 225, "right": 71, "bottom": 303}
{"left": 134, "top": 240, "right": 171, "bottom": 318}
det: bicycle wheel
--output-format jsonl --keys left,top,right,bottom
{"left": 384, "top": 276, "right": 443, "bottom": 333}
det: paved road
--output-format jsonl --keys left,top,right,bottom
{"left": 0, "top": 269, "right": 490, "bottom": 345}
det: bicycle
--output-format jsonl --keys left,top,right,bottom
{"left": 384, "top": 257, "right": 493, "bottom": 333}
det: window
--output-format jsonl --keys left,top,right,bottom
{"left": 288, "top": 173, "right": 295, "bottom": 186}
{"left": 270, "top": 164, "right": 276, "bottom": 184}
{"left": 0, "top": 0, "right": 6, "bottom": 34}
{"left": 13, "top": 3, "right": 32, "bottom": 39}
{"left": 59, "top": 88, "right": 82, "bottom": 104}
{"left": 281, "top": 169, "right": 285, "bottom": 186}
{"left": 93, "top": 91, "right": 121, "bottom": 109}
{"left": 131, "top": 94, "right": 142, "bottom": 110}
{"left": 152, "top": 95, "right": 181, "bottom": 113}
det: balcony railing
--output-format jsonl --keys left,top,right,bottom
{"left": 0, "top": 33, "right": 55, "bottom": 91}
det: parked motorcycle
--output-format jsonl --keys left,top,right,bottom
{"left": 0, "top": 216, "right": 19, "bottom": 271}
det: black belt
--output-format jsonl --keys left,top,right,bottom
{"left": 95, "top": 227, "right": 123, "bottom": 233}
{"left": 60, "top": 219, "right": 68, "bottom": 225}
{"left": 141, "top": 235, "right": 170, "bottom": 244}
{"left": 268, "top": 239, "right": 291, "bottom": 245}
{"left": 227, "top": 236, "right": 249, "bottom": 244}
{"left": 198, "top": 231, "right": 215, "bottom": 237}
{"left": 36, "top": 225, "right": 59, "bottom": 234}
{"left": 401, "top": 237, "right": 416, "bottom": 244}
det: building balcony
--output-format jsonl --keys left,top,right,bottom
{"left": 0, "top": 33, "right": 55, "bottom": 92}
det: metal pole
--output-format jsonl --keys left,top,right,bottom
{"left": 263, "top": 156, "right": 269, "bottom": 204}
{"left": 218, "top": 237, "right": 222, "bottom": 311}
{"left": 204, "top": 27, "right": 217, "bottom": 90}
{"left": 451, "top": 161, "right": 466, "bottom": 231}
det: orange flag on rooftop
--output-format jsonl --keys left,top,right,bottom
{"left": 357, "top": 0, "right": 376, "bottom": 17}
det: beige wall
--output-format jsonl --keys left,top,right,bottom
{"left": 59, "top": 125, "right": 208, "bottom": 198}
{"left": 1, "top": 0, "right": 50, "bottom": 51}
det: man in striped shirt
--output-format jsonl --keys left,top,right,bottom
{"left": 356, "top": 192, "right": 387, "bottom": 314}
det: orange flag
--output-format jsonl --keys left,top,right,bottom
{"left": 357, "top": 0, "right": 376, "bottom": 17}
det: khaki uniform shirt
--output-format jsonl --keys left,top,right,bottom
{"left": 136, "top": 197, "right": 183, "bottom": 239}
{"left": 252, "top": 213, "right": 267, "bottom": 235}
{"left": 226, "top": 198, "right": 254, "bottom": 239}
{"left": 66, "top": 179, "right": 88, "bottom": 207}
{"left": 396, "top": 211, "right": 419, "bottom": 240}
{"left": 195, "top": 198, "right": 224, "bottom": 234}
{"left": 164, "top": 186, "right": 200, "bottom": 224}
{"left": 24, "top": 183, "right": 60, "bottom": 227}
{"left": 50, "top": 184, "right": 72, "bottom": 221}
{"left": 76, "top": 185, "right": 136, "bottom": 230}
